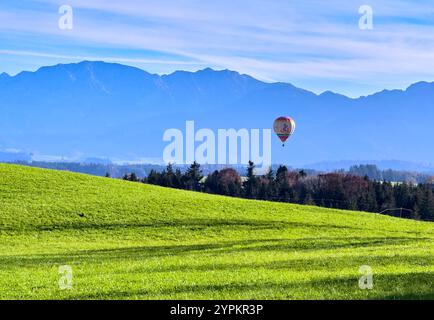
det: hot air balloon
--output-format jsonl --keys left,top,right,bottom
{"left": 273, "top": 116, "right": 296, "bottom": 146}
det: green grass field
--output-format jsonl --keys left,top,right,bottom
{"left": 0, "top": 163, "right": 433, "bottom": 299}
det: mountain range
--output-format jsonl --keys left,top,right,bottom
{"left": 0, "top": 61, "right": 433, "bottom": 169}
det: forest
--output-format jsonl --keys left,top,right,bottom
{"left": 122, "top": 161, "right": 434, "bottom": 222}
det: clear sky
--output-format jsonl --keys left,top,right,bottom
{"left": 1, "top": 0, "right": 434, "bottom": 97}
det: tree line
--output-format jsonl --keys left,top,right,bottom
{"left": 348, "top": 164, "right": 430, "bottom": 184}
{"left": 122, "top": 161, "right": 434, "bottom": 222}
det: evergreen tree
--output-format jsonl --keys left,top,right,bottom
{"left": 183, "top": 161, "right": 203, "bottom": 191}
{"left": 204, "top": 170, "right": 220, "bottom": 194}
{"left": 262, "top": 167, "right": 276, "bottom": 200}
{"left": 122, "top": 173, "right": 138, "bottom": 182}
{"left": 419, "top": 186, "right": 434, "bottom": 220}
{"left": 147, "top": 170, "right": 160, "bottom": 185}
{"left": 164, "top": 163, "right": 175, "bottom": 188}
{"left": 174, "top": 168, "right": 184, "bottom": 189}
{"left": 275, "top": 165, "right": 291, "bottom": 201}
{"left": 243, "top": 161, "right": 259, "bottom": 198}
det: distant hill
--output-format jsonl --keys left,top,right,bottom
{"left": 305, "top": 160, "right": 434, "bottom": 174}
{"left": 0, "top": 163, "right": 433, "bottom": 299}
{"left": 0, "top": 151, "right": 32, "bottom": 162}
{"left": 1, "top": 61, "right": 433, "bottom": 165}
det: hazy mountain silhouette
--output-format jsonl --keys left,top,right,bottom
{"left": 0, "top": 61, "right": 433, "bottom": 167}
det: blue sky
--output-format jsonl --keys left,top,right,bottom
{"left": 1, "top": 0, "right": 434, "bottom": 97}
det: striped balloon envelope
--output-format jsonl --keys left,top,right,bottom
{"left": 273, "top": 116, "right": 296, "bottom": 146}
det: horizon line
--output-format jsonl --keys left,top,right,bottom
{"left": 1, "top": 55, "right": 433, "bottom": 100}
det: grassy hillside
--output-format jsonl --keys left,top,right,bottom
{"left": 0, "top": 163, "right": 433, "bottom": 299}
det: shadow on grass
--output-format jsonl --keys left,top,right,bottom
{"left": 140, "top": 253, "right": 434, "bottom": 274}
{"left": 67, "top": 271, "right": 434, "bottom": 300}
{"left": 0, "top": 236, "right": 431, "bottom": 269}
{"left": 4, "top": 217, "right": 368, "bottom": 233}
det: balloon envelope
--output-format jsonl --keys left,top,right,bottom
{"left": 273, "top": 116, "right": 296, "bottom": 144}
